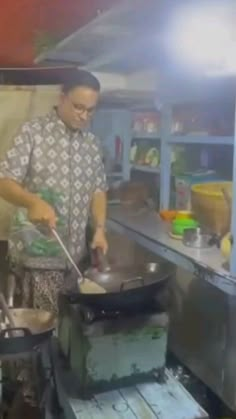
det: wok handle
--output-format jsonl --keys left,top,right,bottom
{"left": 120, "top": 276, "right": 144, "bottom": 292}
{"left": 90, "top": 248, "right": 98, "bottom": 267}
{"left": 96, "top": 248, "right": 110, "bottom": 272}
{"left": 91, "top": 248, "right": 110, "bottom": 271}
{"left": 0, "top": 327, "right": 32, "bottom": 338}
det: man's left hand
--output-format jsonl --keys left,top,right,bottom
{"left": 91, "top": 228, "right": 108, "bottom": 254}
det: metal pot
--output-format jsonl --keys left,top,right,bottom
{"left": 182, "top": 227, "right": 217, "bottom": 249}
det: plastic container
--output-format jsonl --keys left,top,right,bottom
{"left": 175, "top": 170, "right": 222, "bottom": 210}
{"left": 191, "top": 182, "right": 232, "bottom": 235}
{"left": 175, "top": 211, "right": 193, "bottom": 220}
{"left": 172, "top": 218, "right": 199, "bottom": 236}
{"left": 159, "top": 210, "right": 177, "bottom": 222}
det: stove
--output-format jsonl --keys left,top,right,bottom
{"left": 58, "top": 295, "right": 168, "bottom": 398}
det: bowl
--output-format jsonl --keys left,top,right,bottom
{"left": 172, "top": 218, "right": 199, "bottom": 236}
{"left": 175, "top": 211, "right": 193, "bottom": 220}
{"left": 159, "top": 210, "right": 177, "bottom": 222}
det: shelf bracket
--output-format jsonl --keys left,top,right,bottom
{"left": 160, "top": 105, "right": 172, "bottom": 209}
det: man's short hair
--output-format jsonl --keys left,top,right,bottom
{"left": 62, "top": 69, "right": 101, "bottom": 93}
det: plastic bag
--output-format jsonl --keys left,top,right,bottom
{"left": 11, "top": 188, "right": 67, "bottom": 259}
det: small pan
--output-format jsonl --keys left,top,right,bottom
{"left": 0, "top": 280, "right": 55, "bottom": 356}
{"left": 0, "top": 308, "right": 55, "bottom": 356}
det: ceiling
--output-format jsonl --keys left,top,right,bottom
{"left": 0, "top": 0, "right": 117, "bottom": 66}
{"left": 35, "top": 0, "right": 169, "bottom": 108}
{"left": 0, "top": 0, "right": 234, "bottom": 109}
{"left": 36, "top": 0, "right": 236, "bottom": 77}
{"left": 36, "top": 0, "right": 164, "bottom": 73}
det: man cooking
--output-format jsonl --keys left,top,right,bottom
{"left": 0, "top": 69, "right": 108, "bottom": 314}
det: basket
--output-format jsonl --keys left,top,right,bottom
{"left": 191, "top": 182, "right": 232, "bottom": 235}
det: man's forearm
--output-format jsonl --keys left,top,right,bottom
{"left": 0, "top": 178, "right": 37, "bottom": 209}
{"left": 91, "top": 191, "right": 107, "bottom": 229}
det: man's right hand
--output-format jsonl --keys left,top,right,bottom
{"left": 27, "top": 197, "right": 57, "bottom": 229}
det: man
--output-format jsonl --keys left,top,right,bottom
{"left": 0, "top": 69, "right": 108, "bottom": 313}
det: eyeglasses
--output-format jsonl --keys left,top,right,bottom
{"left": 71, "top": 102, "right": 95, "bottom": 117}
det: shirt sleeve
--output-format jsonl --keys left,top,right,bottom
{"left": 93, "top": 140, "right": 108, "bottom": 193}
{"left": 0, "top": 123, "right": 33, "bottom": 184}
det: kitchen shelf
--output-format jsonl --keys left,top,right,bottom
{"left": 169, "top": 135, "right": 234, "bottom": 145}
{"left": 130, "top": 164, "right": 160, "bottom": 173}
{"left": 120, "top": 85, "right": 236, "bottom": 278}
{"left": 91, "top": 82, "right": 236, "bottom": 278}
{"left": 107, "top": 172, "right": 123, "bottom": 178}
{"left": 159, "top": 103, "right": 235, "bottom": 211}
{"left": 132, "top": 132, "right": 161, "bottom": 140}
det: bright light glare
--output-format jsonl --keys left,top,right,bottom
{"left": 167, "top": 4, "right": 236, "bottom": 75}
{"left": 177, "top": 16, "right": 230, "bottom": 65}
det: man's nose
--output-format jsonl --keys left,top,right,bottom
{"left": 80, "top": 110, "right": 89, "bottom": 121}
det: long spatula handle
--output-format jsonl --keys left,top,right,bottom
{"left": 51, "top": 228, "right": 84, "bottom": 283}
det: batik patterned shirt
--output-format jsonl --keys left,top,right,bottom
{"left": 0, "top": 109, "right": 107, "bottom": 269}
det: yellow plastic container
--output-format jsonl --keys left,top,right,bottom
{"left": 191, "top": 182, "right": 232, "bottom": 235}
{"left": 175, "top": 211, "right": 193, "bottom": 220}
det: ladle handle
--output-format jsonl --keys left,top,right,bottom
{"left": 51, "top": 228, "right": 84, "bottom": 284}
{"left": 0, "top": 293, "right": 15, "bottom": 329}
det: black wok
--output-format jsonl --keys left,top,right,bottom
{"left": 0, "top": 308, "right": 56, "bottom": 356}
{"left": 66, "top": 261, "right": 174, "bottom": 311}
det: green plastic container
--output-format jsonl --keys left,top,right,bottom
{"left": 172, "top": 218, "right": 199, "bottom": 236}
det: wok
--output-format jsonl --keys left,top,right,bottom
{"left": 66, "top": 261, "right": 174, "bottom": 311}
{"left": 0, "top": 308, "right": 56, "bottom": 356}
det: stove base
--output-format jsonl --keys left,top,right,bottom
{"left": 49, "top": 340, "right": 208, "bottom": 419}
{"left": 58, "top": 301, "right": 168, "bottom": 397}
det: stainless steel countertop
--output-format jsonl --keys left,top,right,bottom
{"left": 107, "top": 206, "right": 236, "bottom": 293}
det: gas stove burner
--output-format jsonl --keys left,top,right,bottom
{"left": 80, "top": 306, "right": 95, "bottom": 324}
{"left": 79, "top": 305, "right": 122, "bottom": 324}
{"left": 77, "top": 298, "right": 165, "bottom": 325}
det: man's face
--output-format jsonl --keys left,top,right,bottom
{"left": 58, "top": 86, "right": 99, "bottom": 130}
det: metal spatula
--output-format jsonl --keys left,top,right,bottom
{"left": 51, "top": 228, "right": 106, "bottom": 294}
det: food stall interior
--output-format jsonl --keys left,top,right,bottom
{"left": 0, "top": 0, "right": 236, "bottom": 418}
